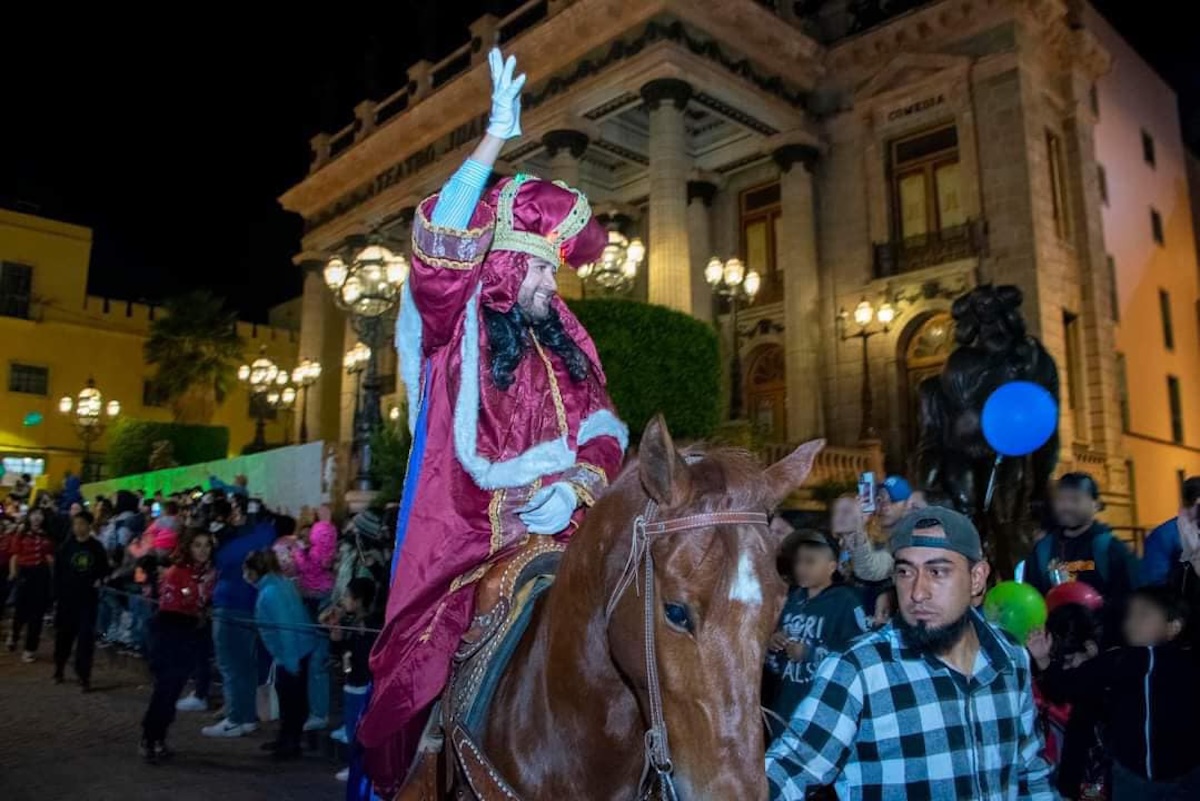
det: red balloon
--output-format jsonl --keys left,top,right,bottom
{"left": 1045, "top": 581, "right": 1104, "bottom": 613}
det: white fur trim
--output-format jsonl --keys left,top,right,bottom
{"left": 396, "top": 282, "right": 423, "bottom": 434}
{"left": 454, "top": 285, "right": 576, "bottom": 490}
{"left": 578, "top": 409, "right": 629, "bottom": 453}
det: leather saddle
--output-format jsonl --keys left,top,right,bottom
{"left": 398, "top": 537, "right": 563, "bottom": 801}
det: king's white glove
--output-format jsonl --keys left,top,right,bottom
{"left": 486, "top": 48, "right": 526, "bottom": 140}
{"left": 518, "top": 482, "right": 577, "bottom": 535}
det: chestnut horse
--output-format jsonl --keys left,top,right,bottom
{"left": 424, "top": 417, "right": 822, "bottom": 800}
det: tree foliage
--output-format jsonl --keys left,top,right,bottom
{"left": 144, "top": 291, "right": 244, "bottom": 424}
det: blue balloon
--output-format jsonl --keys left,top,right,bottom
{"left": 982, "top": 381, "right": 1058, "bottom": 457}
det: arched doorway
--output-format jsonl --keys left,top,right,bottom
{"left": 746, "top": 344, "right": 787, "bottom": 440}
{"left": 900, "top": 312, "right": 956, "bottom": 451}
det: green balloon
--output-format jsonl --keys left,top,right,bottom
{"left": 984, "top": 581, "right": 1047, "bottom": 644}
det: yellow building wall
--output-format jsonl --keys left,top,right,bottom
{"left": 1, "top": 208, "right": 299, "bottom": 487}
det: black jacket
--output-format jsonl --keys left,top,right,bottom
{"left": 55, "top": 536, "right": 109, "bottom": 607}
{"left": 331, "top": 611, "right": 381, "bottom": 687}
{"left": 1039, "top": 642, "right": 1200, "bottom": 782}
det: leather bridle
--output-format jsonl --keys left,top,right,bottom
{"left": 604, "top": 499, "right": 770, "bottom": 801}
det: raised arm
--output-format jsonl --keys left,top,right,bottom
{"left": 428, "top": 49, "right": 525, "bottom": 228}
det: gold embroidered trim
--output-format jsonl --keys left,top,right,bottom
{"left": 492, "top": 174, "right": 592, "bottom": 266}
{"left": 532, "top": 337, "right": 568, "bottom": 437}
{"left": 450, "top": 564, "right": 489, "bottom": 593}
{"left": 412, "top": 251, "right": 478, "bottom": 271}
{"left": 415, "top": 198, "right": 495, "bottom": 239}
{"left": 567, "top": 481, "right": 595, "bottom": 508}
{"left": 488, "top": 490, "right": 505, "bottom": 556}
{"left": 576, "top": 461, "right": 609, "bottom": 487}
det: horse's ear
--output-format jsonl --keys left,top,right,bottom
{"left": 639, "top": 415, "right": 691, "bottom": 508}
{"left": 763, "top": 438, "right": 825, "bottom": 509}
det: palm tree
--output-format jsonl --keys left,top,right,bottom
{"left": 144, "top": 291, "right": 245, "bottom": 424}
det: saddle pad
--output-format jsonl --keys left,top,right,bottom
{"left": 448, "top": 571, "right": 556, "bottom": 740}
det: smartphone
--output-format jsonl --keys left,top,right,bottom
{"left": 858, "top": 471, "right": 877, "bottom": 515}
{"left": 151, "top": 501, "right": 162, "bottom": 518}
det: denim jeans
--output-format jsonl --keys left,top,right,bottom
{"left": 212, "top": 610, "right": 259, "bottom": 726}
{"left": 303, "top": 596, "right": 331, "bottom": 720}
{"left": 128, "top": 595, "right": 152, "bottom": 652}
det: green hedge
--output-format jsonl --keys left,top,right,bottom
{"left": 369, "top": 420, "right": 413, "bottom": 507}
{"left": 105, "top": 418, "right": 230, "bottom": 478}
{"left": 567, "top": 298, "right": 721, "bottom": 442}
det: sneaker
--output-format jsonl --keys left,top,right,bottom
{"left": 176, "top": 694, "right": 207, "bottom": 712}
{"left": 202, "top": 718, "right": 249, "bottom": 738}
{"left": 239, "top": 722, "right": 259, "bottom": 735}
{"left": 153, "top": 741, "right": 174, "bottom": 760}
{"left": 330, "top": 726, "right": 348, "bottom": 745}
{"left": 303, "top": 715, "right": 328, "bottom": 732}
{"left": 21, "top": 651, "right": 35, "bottom": 664}
{"left": 139, "top": 738, "right": 156, "bottom": 764}
{"left": 335, "top": 768, "right": 350, "bottom": 782}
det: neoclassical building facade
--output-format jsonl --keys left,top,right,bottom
{"left": 281, "top": 0, "right": 1200, "bottom": 529}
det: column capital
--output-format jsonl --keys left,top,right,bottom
{"left": 773, "top": 143, "right": 820, "bottom": 173}
{"left": 541, "top": 129, "right": 590, "bottom": 159}
{"left": 640, "top": 78, "right": 693, "bottom": 111}
{"left": 687, "top": 180, "right": 718, "bottom": 207}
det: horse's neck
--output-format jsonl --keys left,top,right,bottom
{"left": 484, "top": 494, "right": 644, "bottom": 795}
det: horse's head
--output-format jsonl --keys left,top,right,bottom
{"left": 606, "top": 416, "right": 824, "bottom": 801}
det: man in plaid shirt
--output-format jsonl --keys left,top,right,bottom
{"left": 766, "top": 506, "right": 1055, "bottom": 800}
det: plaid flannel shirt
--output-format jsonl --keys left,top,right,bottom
{"left": 765, "top": 610, "right": 1056, "bottom": 801}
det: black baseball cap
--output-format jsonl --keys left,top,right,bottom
{"left": 890, "top": 506, "right": 983, "bottom": 562}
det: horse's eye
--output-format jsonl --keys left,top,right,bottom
{"left": 663, "top": 602, "right": 694, "bottom": 634}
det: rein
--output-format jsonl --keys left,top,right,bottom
{"left": 604, "top": 500, "right": 770, "bottom": 801}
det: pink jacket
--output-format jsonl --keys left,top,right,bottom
{"left": 292, "top": 520, "right": 337, "bottom": 598}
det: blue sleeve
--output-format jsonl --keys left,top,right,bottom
{"left": 1141, "top": 521, "right": 1179, "bottom": 586}
{"left": 429, "top": 159, "right": 492, "bottom": 228}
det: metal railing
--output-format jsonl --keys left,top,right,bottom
{"left": 760, "top": 442, "right": 883, "bottom": 486}
{"left": 873, "top": 218, "right": 987, "bottom": 278}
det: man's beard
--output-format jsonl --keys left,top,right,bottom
{"left": 895, "top": 608, "right": 973, "bottom": 655}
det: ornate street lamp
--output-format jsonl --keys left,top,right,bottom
{"left": 266, "top": 381, "right": 298, "bottom": 445}
{"left": 577, "top": 222, "right": 645, "bottom": 295}
{"left": 836, "top": 298, "right": 896, "bottom": 441}
{"left": 706, "top": 256, "right": 762, "bottom": 420}
{"left": 58, "top": 377, "right": 120, "bottom": 481}
{"left": 290, "top": 358, "right": 322, "bottom": 443}
{"left": 237, "top": 346, "right": 281, "bottom": 452}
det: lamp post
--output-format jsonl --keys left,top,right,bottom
{"left": 324, "top": 236, "right": 408, "bottom": 492}
{"left": 576, "top": 219, "right": 645, "bottom": 295}
{"left": 344, "top": 342, "right": 370, "bottom": 430}
{"left": 837, "top": 298, "right": 896, "bottom": 441}
{"left": 266, "top": 381, "right": 298, "bottom": 445}
{"left": 290, "top": 358, "right": 322, "bottom": 444}
{"left": 237, "top": 346, "right": 281, "bottom": 452}
{"left": 705, "top": 256, "right": 762, "bottom": 420}
{"left": 58, "top": 377, "right": 120, "bottom": 482}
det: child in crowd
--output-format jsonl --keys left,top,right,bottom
{"left": 244, "top": 549, "right": 317, "bottom": 760}
{"left": 53, "top": 511, "right": 109, "bottom": 691}
{"left": 765, "top": 529, "right": 870, "bottom": 741}
{"left": 1028, "top": 603, "right": 1104, "bottom": 800}
{"left": 1029, "top": 586, "right": 1200, "bottom": 800}
{"left": 324, "top": 576, "right": 382, "bottom": 784}
{"left": 7, "top": 510, "right": 56, "bottom": 661}
{"left": 140, "top": 528, "right": 215, "bottom": 763}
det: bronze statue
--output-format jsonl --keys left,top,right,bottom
{"left": 915, "top": 284, "right": 1060, "bottom": 572}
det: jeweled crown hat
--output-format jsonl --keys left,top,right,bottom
{"left": 489, "top": 174, "right": 606, "bottom": 270}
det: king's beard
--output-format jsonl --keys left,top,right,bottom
{"left": 894, "top": 608, "right": 973, "bottom": 656}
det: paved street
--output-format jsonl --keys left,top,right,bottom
{"left": 0, "top": 639, "right": 341, "bottom": 801}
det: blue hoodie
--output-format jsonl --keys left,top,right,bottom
{"left": 254, "top": 573, "right": 317, "bottom": 674}
{"left": 1142, "top": 518, "right": 1181, "bottom": 587}
{"left": 212, "top": 521, "right": 277, "bottom": 611}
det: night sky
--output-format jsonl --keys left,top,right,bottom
{"left": 3, "top": 1, "right": 1195, "bottom": 322}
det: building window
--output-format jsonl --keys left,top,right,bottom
{"left": 1167, "top": 375, "right": 1184, "bottom": 444}
{"left": 1142, "top": 129, "right": 1156, "bottom": 167}
{"left": 1115, "top": 352, "right": 1130, "bottom": 433}
{"left": 1097, "top": 164, "right": 1108, "bottom": 206}
{"left": 1160, "top": 289, "right": 1175, "bottom": 350}
{"left": 142, "top": 380, "right": 169, "bottom": 408}
{"left": 739, "top": 181, "right": 782, "bottom": 300}
{"left": 8, "top": 363, "right": 49, "bottom": 396}
{"left": 0, "top": 262, "right": 33, "bottom": 320}
{"left": 1, "top": 456, "right": 45, "bottom": 480}
{"left": 1046, "top": 130, "right": 1071, "bottom": 240}
{"left": 1107, "top": 255, "right": 1120, "bottom": 322}
{"left": 890, "top": 124, "right": 963, "bottom": 242}
{"left": 1062, "top": 310, "right": 1087, "bottom": 437}
{"left": 1151, "top": 208, "right": 1164, "bottom": 245}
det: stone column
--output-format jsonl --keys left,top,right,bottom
{"left": 774, "top": 144, "right": 824, "bottom": 442}
{"left": 297, "top": 263, "right": 341, "bottom": 445}
{"left": 641, "top": 79, "right": 693, "bottom": 314}
{"left": 542, "top": 129, "right": 591, "bottom": 300}
{"left": 687, "top": 180, "right": 717, "bottom": 322}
